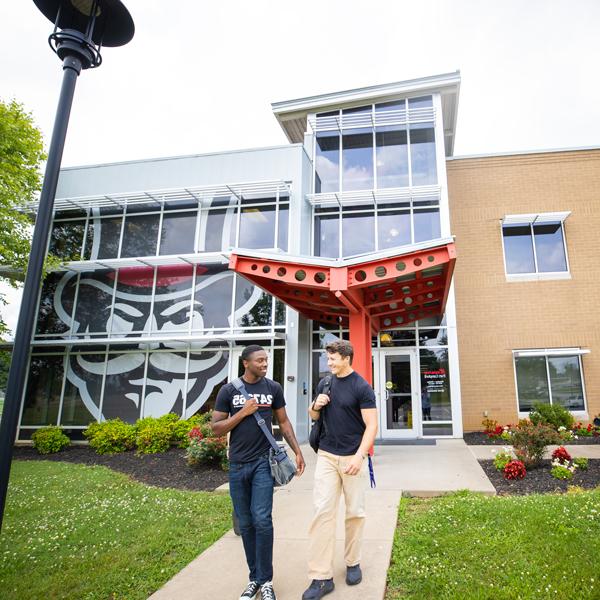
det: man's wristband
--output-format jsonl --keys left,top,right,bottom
{"left": 310, "top": 401, "right": 321, "bottom": 412}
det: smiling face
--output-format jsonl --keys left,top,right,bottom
{"left": 243, "top": 349, "right": 269, "bottom": 379}
{"left": 326, "top": 351, "right": 351, "bottom": 376}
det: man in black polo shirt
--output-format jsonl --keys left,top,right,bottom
{"left": 302, "top": 340, "right": 378, "bottom": 600}
{"left": 212, "top": 345, "right": 305, "bottom": 600}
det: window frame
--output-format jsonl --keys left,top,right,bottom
{"left": 512, "top": 349, "right": 588, "bottom": 417}
{"left": 501, "top": 218, "right": 571, "bottom": 281}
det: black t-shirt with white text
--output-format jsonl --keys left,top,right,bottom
{"left": 215, "top": 377, "right": 286, "bottom": 463}
{"left": 316, "top": 371, "right": 377, "bottom": 456}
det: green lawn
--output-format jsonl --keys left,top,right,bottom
{"left": 386, "top": 490, "right": 600, "bottom": 600}
{"left": 0, "top": 460, "right": 232, "bottom": 600}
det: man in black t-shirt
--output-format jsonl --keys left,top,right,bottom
{"left": 212, "top": 345, "right": 304, "bottom": 600}
{"left": 302, "top": 340, "right": 378, "bottom": 600}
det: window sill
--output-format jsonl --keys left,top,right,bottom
{"left": 506, "top": 272, "right": 571, "bottom": 283}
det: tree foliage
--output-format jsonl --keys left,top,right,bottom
{"left": 0, "top": 99, "right": 46, "bottom": 336}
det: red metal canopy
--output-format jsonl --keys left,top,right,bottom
{"left": 230, "top": 241, "right": 456, "bottom": 385}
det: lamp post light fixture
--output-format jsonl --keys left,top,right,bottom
{"left": 0, "top": 0, "right": 134, "bottom": 532}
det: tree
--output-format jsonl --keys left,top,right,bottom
{"left": 0, "top": 99, "right": 46, "bottom": 337}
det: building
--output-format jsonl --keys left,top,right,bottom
{"left": 17, "top": 71, "right": 599, "bottom": 442}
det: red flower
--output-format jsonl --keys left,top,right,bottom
{"left": 551, "top": 446, "right": 571, "bottom": 463}
{"left": 503, "top": 460, "right": 527, "bottom": 480}
{"left": 188, "top": 426, "right": 204, "bottom": 441}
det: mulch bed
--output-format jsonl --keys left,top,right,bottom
{"left": 13, "top": 446, "right": 229, "bottom": 492}
{"left": 465, "top": 432, "right": 600, "bottom": 446}
{"left": 480, "top": 459, "right": 600, "bottom": 495}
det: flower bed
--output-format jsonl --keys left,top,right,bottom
{"left": 479, "top": 458, "right": 600, "bottom": 495}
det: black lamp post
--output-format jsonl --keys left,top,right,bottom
{"left": 0, "top": 0, "right": 134, "bottom": 532}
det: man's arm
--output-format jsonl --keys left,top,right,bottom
{"left": 343, "top": 407, "right": 378, "bottom": 476}
{"left": 273, "top": 406, "right": 305, "bottom": 476}
{"left": 210, "top": 398, "right": 258, "bottom": 437}
{"left": 309, "top": 392, "right": 329, "bottom": 420}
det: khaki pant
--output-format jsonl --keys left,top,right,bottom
{"left": 307, "top": 449, "right": 368, "bottom": 580}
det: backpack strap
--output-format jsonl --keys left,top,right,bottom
{"left": 232, "top": 377, "right": 282, "bottom": 456}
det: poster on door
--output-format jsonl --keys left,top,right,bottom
{"left": 422, "top": 367, "right": 447, "bottom": 394}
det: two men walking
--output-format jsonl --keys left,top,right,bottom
{"left": 211, "top": 340, "right": 377, "bottom": 600}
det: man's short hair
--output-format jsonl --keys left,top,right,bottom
{"left": 325, "top": 340, "right": 354, "bottom": 363}
{"left": 241, "top": 344, "right": 265, "bottom": 361}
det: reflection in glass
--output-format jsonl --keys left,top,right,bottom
{"left": 274, "top": 300, "right": 286, "bottom": 326}
{"left": 534, "top": 223, "right": 567, "bottom": 272}
{"left": 62, "top": 352, "right": 104, "bottom": 425}
{"left": 278, "top": 205, "right": 289, "bottom": 251}
{"left": 548, "top": 356, "right": 584, "bottom": 411}
{"left": 414, "top": 209, "right": 441, "bottom": 242}
{"left": 376, "top": 127, "right": 409, "bottom": 188}
{"left": 241, "top": 291, "right": 273, "bottom": 327}
{"left": 314, "top": 213, "right": 339, "bottom": 258}
{"left": 410, "top": 124, "right": 437, "bottom": 185}
{"left": 342, "top": 212, "right": 374, "bottom": 256}
{"left": 315, "top": 131, "right": 340, "bottom": 193}
{"left": 160, "top": 210, "right": 197, "bottom": 255}
{"left": 342, "top": 128, "right": 374, "bottom": 191}
{"left": 515, "top": 356, "right": 550, "bottom": 411}
{"left": 143, "top": 352, "right": 189, "bottom": 417}
{"left": 204, "top": 208, "right": 237, "bottom": 251}
{"left": 408, "top": 96, "right": 433, "bottom": 109}
{"left": 151, "top": 266, "right": 194, "bottom": 334}
{"left": 96, "top": 216, "right": 123, "bottom": 259}
{"left": 186, "top": 349, "right": 230, "bottom": 417}
{"left": 385, "top": 355, "right": 412, "bottom": 430}
{"left": 21, "top": 355, "right": 64, "bottom": 425}
{"left": 121, "top": 213, "right": 160, "bottom": 258}
{"left": 420, "top": 348, "right": 452, "bottom": 421}
{"left": 503, "top": 225, "right": 535, "bottom": 274}
{"left": 418, "top": 328, "right": 448, "bottom": 346}
{"left": 101, "top": 351, "right": 146, "bottom": 423}
{"left": 194, "top": 264, "right": 235, "bottom": 330}
{"left": 49, "top": 220, "right": 85, "bottom": 261}
{"left": 36, "top": 272, "right": 76, "bottom": 336}
{"left": 239, "top": 205, "right": 276, "bottom": 249}
{"left": 378, "top": 210, "right": 411, "bottom": 249}
{"left": 311, "top": 351, "right": 330, "bottom": 397}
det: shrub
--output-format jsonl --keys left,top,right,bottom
{"left": 503, "top": 460, "right": 526, "bottom": 480}
{"left": 572, "top": 422, "right": 596, "bottom": 437}
{"left": 551, "top": 463, "right": 575, "bottom": 480}
{"left": 171, "top": 413, "right": 212, "bottom": 448}
{"left": 135, "top": 417, "right": 173, "bottom": 454}
{"left": 84, "top": 419, "right": 136, "bottom": 454}
{"left": 482, "top": 418, "right": 498, "bottom": 434}
{"left": 511, "top": 421, "right": 560, "bottom": 468}
{"left": 551, "top": 446, "right": 572, "bottom": 464}
{"left": 31, "top": 426, "right": 70, "bottom": 454}
{"left": 493, "top": 450, "right": 512, "bottom": 471}
{"left": 186, "top": 426, "right": 228, "bottom": 470}
{"left": 573, "top": 457, "right": 589, "bottom": 470}
{"left": 529, "top": 402, "right": 574, "bottom": 431}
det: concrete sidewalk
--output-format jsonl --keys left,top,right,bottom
{"left": 149, "top": 440, "right": 493, "bottom": 600}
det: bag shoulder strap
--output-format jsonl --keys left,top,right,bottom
{"left": 232, "top": 377, "right": 281, "bottom": 454}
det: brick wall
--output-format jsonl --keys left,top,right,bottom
{"left": 446, "top": 149, "right": 600, "bottom": 431}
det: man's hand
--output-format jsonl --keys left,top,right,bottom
{"left": 313, "top": 393, "right": 330, "bottom": 411}
{"left": 240, "top": 398, "right": 259, "bottom": 416}
{"left": 295, "top": 452, "right": 306, "bottom": 477}
{"left": 343, "top": 453, "right": 364, "bottom": 476}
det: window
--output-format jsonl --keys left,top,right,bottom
{"left": 502, "top": 214, "right": 569, "bottom": 276}
{"left": 514, "top": 351, "right": 586, "bottom": 412}
{"left": 312, "top": 95, "right": 437, "bottom": 194}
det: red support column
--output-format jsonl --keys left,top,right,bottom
{"left": 349, "top": 310, "right": 372, "bottom": 385}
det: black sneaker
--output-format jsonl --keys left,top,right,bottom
{"left": 260, "top": 581, "right": 276, "bottom": 600}
{"left": 239, "top": 580, "right": 260, "bottom": 599}
{"left": 301, "top": 579, "right": 334, "bottom": 599}
{"left": 346, "top": 564, "right": 362, "bottom": 585}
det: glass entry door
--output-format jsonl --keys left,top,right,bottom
{"left": 379, "top": 349, "right": 420, "bottom": 438}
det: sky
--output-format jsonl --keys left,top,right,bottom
{"left": 1, "top": 0, "right": 599, "bottom": 335}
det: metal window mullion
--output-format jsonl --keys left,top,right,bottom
{"left": 405, "top": 99, "right": 413, "bottom": 189}
{"left": 338, "top": 116, "right": 343, "bottom": 194}
{"left": 182, "top": 348, "right": 191, "bottom": 418}
{"left": 116, "top": 209, "right": 126, "bottom": 259}
{"left": 230, "top": 273, "right": 238, "bottom": 333}
{"left": 530, "top": 223, "right": 540, "bottom": 274}
{"left": 56, "top": 349, "right": 70, "bottom": 425}
{"left": 578, "top": 355, "right": 588, "bottom": 413}
{"left": 188, "top": 263, "right": 197, "bottom": 335}
{"left": 96, "top": 345, "right": 109, "bottom": 421}
{"left": 374, "top": 194, "right": 379, "bottom": 252}
{"left": 338, "top": 206, "right": 343, "bottom": 258}
{"left": 80, "top": 210, "right": 90, "bottom": 260}
{"left": 560, "top": 221, "right": 571, "bottom": 273}
{"left": 16, "top": 353, "right": 34, "bottom": 438}
{"left": 156, "top": 202, "right": 165, "bottom": 256}
{"left": 372, "top": 104, "right": 377, "bottom": 191}
{"left": 409, "top": 200, "right": 415, "bottom": 244}
{"left": 234, "top": 197, "right": 241, "bottom": 247}
{"left": 274, "top": 185, "right": 280, "bottom": 249}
